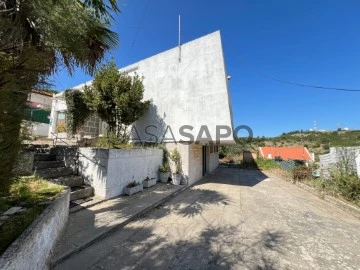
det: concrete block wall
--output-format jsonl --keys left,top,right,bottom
{"left": 79, "top": 114, "right": 100, "bottom": 137}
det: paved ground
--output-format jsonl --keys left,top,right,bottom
{"left": 52, "top": 183, "right": 184, "bottom": 265}
{"left": 56, "top": 168, "right": 360, "bottom": 270}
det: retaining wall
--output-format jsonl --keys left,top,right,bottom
{"left": 78, "top": 148, "right": 163, "bottom": 199}
{"left": 0, "top": 189, "right": 70, "bottom": 270}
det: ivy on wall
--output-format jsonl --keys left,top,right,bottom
{"left": 64, "top": 89, "right": 91, "bottom": 136}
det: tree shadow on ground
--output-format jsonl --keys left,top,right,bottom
{"left": 91, "top": 224, "right": 287, "bottom": 270}
{"left": 138, "top": 187, "right": 231, "bottom": 220}
{"left": 205, "top": 167, "right": 271, "bottom": 187}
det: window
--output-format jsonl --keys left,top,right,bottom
{"left": 56, "top": 111, "right": 67, "bottom": 126}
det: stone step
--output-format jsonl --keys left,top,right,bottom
{"left": 35, "top": 148, "right": 51, "bottom": 154}
{"left": 33, "top": 160, "right": 65, "bottom": 170}
{"left": 34, "top": 153, "right": 57, "bottom": 162}
{"left": 70, "top": 186, "right": 94, "bottom": 201}
{"left": 35, "top": 167, "right": 73, "bottom": 179}
{"left": 50, "top": 176, "right": 84, "bottom": 188}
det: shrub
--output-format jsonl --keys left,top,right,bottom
{"left": 238, "top": 158, "right": 279, "bottom": 170}
{"left": 55, "top": 123, "right": 67, "bottom": 133}
{"left": 170, "top": 148, "right": 182, "bottom": 174}
{"left": 127, "top": 181, "right": 141, "bottom": 188}
{"left": 255, "top": 158, "right": 279, "bottom": 170}
{"left": 159, "top": 163, "right": 170, "bottom": 172}
{"left": 292, "top": 166, "right": 312, "bottom": 181}
{"left": 96, "top": 131, "right": 132, "bottom": 148}
{"left": 328, "top": 166, "right": 360, "bottom": 202}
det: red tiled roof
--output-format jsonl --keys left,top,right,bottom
{"left": 259, "top": 147, "right": 312, "bottom": 161}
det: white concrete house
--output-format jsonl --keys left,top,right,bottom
{"left": 49, "top": 31, "right": 234, "bottom": 195}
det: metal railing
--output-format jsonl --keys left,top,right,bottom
{"left": 51, "top": 132, "right": 106, "bottom": 169}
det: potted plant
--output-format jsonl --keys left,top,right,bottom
{"left": 170, "top": 148, "right": 182, "bottom": 185}
{"left": 159, "top": 163, "right": 170, "bottom": 183}
{"left": 124, "top": 181, "right": 143, "bottom": 195}
{"left": 143, "top": 176, "right": 157, "bottom": 188}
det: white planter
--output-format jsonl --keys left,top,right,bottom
{"left": 159, "top": 172, "right": 170, "bottom": 183}
{"left": 124, "top": 184, "right": 143, "bottom": 196}
{"left": 180, "top": 177, "right": 188, "bottom": 185}
{"left": 143, "top": 178, "right": 156, "bottom": 188}
{"left": 172, "top": 173, "right": 182, "bottom": 185}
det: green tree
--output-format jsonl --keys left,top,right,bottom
{"left": 0, "top": 0, "right": 120, "bottom": 193}
{"left": 84, "top": 61, "right": 151, "bottom": 142}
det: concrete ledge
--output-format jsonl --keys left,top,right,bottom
{"left": 324, "top": 195, "right": 360, "bottom": 219}
{"left": 0, "top": 189, "right": 70, "bottom": 270}
{"left": 70, "top": 186, "right": 94, "bottom": 201}
{"left": 51, "top": 183, "right": 191, "bottom": 267}
{"left": 295, "top": 182, "right": 360, "bottom": 219}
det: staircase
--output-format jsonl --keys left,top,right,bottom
{"left": 31, "top": 145, "right": 94, "bottom": 203}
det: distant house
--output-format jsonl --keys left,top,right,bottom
{"left": 258, "top": 147, "right": 314, "bottom": 162}
{"left": 23, "top": 90, "right": 53, "bottom": 137}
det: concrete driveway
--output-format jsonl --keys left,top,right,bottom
{"left": 56, "top": 168, "right": 360, "bottom": 270}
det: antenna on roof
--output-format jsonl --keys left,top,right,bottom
{"left": 178, "top": 14, "right": 181, "bottom": 62}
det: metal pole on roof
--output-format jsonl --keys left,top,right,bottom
{"left": 178, "top": 14, "right": 181, "bottom": 62}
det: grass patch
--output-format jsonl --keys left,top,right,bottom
{"left": 238, "top": 158, "right": 280, "bottom": 170}
{"left": 9, "top": 176, "right": 64, "bottom": 205}
{"left": 0, "top": 176, "right": 63, "bottom": 255}
{"left": 0, "top": 205, "right": 47, "bottom": 254}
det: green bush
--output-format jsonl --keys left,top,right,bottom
{"left": 292, "top": 166, "right": 312, "bottom": 181}
{"left": 159, "top": 163, "right": 170, "bottom": 172}
{"left": 239, "top": 158, "right": 279, "bottom": 170}
{"left": 255, "top": 158, "right": 280, "bottom": 170}
{"left": 96, "top": 131, "right": 131, "bottom": 148}
{"left": 329, "top": 168, "right": 360, "bottom": 202}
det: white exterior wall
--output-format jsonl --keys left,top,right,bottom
{"left": 31, "top": 122, "right": 50, "bottom": 137}
{"left": 166, "top": 143, "right": 219, "bottom": 186}
{"left": 188, "top": 144, "right": 204, "bottom": 185}
{"left": 29, "top": 92, "right": 53, "bottom": 108}
{"left": 320, "top": 147, "right": 360, "bottom": 178}
{"left": 127, "top": 31, "right": 234, "bottom": 144}
{"left": 209, "top": 151, "right": 220, "bottom": 172}
{"left": 79, "top": 148, "right": 162, "bottom": 199}
{"left": 49, "top": 96, "right": 67, "bottom": 137}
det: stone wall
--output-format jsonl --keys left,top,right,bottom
{"left": 0, "top": 189, "right": 70, "bottom": 269}
{"left": 51, "top": 146, "right": 78, "bottom": 174}
{"left": 13, "top": 151, "right": 35, "bottom": 176}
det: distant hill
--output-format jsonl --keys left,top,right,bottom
{"left": 221, "top": 130, "right": 360, "bottom": 161}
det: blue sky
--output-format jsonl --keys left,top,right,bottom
{"left": 50, "top": 0, "right": 360, "bottom": 137}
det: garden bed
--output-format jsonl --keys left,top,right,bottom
{"left": 0, "top": 176, "right": 64, "bottom": 254}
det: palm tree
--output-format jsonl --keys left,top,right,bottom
{"left": 0, "top": 0, "right": 120, "bottom": 192}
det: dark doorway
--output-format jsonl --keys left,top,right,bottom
{"left": 202, "top": 145, "right": 207, "bottom": 176}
